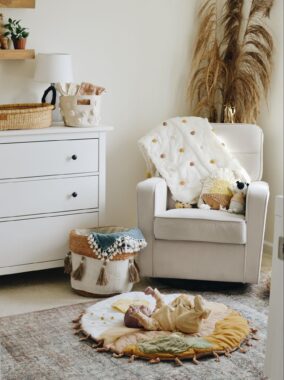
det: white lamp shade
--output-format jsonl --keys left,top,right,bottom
{"left": 34, "top": 53, "right": 73, "bottom": 84}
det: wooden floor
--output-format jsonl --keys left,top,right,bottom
{"left": 0, "top": 252, "right": 272, "bottom": 318}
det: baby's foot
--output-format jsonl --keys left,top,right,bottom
{"left": 144, "top": 286, "right": 154, "bottom": 296}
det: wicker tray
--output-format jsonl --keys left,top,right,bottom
{"left": 0, "top": 103, "right": 54, "bottom": 131}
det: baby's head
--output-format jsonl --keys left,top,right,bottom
{"left": 124, "top": 305, "right": 151, "bottom": 328}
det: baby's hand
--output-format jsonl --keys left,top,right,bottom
{"left": 128, "top": 305, "right": 135, "bottom": 314}
{"left": 124, "top": 305, "right": 141, "bottom": 328}
{"left": 144, "top": 286, "right": 154, "bottom": 296}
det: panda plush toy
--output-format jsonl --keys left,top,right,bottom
{"left": 228, "top": 181, "right": 249, "bottom": 215}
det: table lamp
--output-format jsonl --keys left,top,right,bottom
{"left": 34, "top": 53, "right": 73, "bottom": 105}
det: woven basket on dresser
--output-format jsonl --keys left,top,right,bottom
{"left": 68, "top": 227, "right": 140, "bottom": 297}
{"left": 0, "top": 103, "right": 53, "bottom": 131}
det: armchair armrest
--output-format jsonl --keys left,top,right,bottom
{"left": 137, "top": 177, "right": 167, "bottom": 276}
{"left": 245, "top": 181, "right": 270, "bottom": 283}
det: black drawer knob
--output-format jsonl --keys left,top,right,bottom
{"left": 72, "top": 192, "right": 78, "bottom": 198}
{"left": 71, "top": 154, "right": 77, "bottom": 160}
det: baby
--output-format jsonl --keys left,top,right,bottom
{"left": 125, "top": 287, "right": 211, "bottom": 334}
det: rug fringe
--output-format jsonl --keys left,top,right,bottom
{"left": 192, "top": 354, "right": 200, "bottom": 365}
{"left": 74, "top": 329, "right": 83, "bottom": 335}
{"left": 213, "top": 351, "right": 220, "bottom": 362}
{"left": 113, "top": 353, "right": 124, "bottom": 358}
{"left": 149, "top": 357, "right": 160, "bottom": 364}
{"left": 239, "top": 345, "right": 248, "bottom": 353}
{"left": 96, "top": 347, "right": 110, "bottom": 353}
{"left": 73, "top": 323, "right": 81, "bottom": 330}
{"left": 128, "top": 354, "right": 136, "bottom": 363}
{"left": 224, "top": 350, "right": 231, "bottom": 358}
{"left": 175, "top": 357, "right": 183, "bottom": 366}
{"left": 79, "top": 334, "right": 90, "bottom": 341}
{"left": 72, "top": 313, "right": 83, "bottom": 323}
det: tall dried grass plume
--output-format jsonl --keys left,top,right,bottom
{"left": 189, "top": 0, "right": 274, "bottom": 123}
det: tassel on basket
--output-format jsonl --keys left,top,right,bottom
{"left": 72, "top": 256, "right": 86, "bottom": 280}
{"left": 64, "top": 252, "right": 72, "bottom": 274}
{"left": 134, "top": 259, "right": 140, "bottom": 278}
{"left": 129, "top": 258, "right": 140, "bottom": 283}
{"left": 96, "top": 261, "right": 108, "bottom": 286}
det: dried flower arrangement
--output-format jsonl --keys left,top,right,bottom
{"left": 188, "top": 0, "right": 274, "bottom": 123}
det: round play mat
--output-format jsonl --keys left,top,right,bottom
{"left": 73, "top": 292, "right": 258, "bottom": 365}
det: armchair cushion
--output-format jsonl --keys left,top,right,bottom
{"left": 154, "top": 209, "right": 246, "bottom": 244}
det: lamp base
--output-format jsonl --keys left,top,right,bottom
{"left": 41, "top": 84, "right": 57, "bottom": 105}
{"left": 41, "top": 83, "right": 62, "bottom": 123}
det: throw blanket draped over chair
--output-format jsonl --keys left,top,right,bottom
{"left": 139, "top": 116, "right": 250, "bottom": 204}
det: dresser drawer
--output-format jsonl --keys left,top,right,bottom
{"left": 0, "top": 212, "right": 98, "bottom": 267}
{"left": 0, "top": 176, "right": 98, "bottom": 218}
{"left": 0, "top": 139, "right": 99, "bottom": 179}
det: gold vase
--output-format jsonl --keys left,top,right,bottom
{"left": 224, "top": 105, "right": 236, "bottom": 123}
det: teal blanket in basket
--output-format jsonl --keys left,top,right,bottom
{"left": 87, "top": 228, "right": 147, "bottom": 260}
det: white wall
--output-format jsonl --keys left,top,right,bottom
{"left": 0, "top": 0, "right": 197, "bottom": 227}
{"left": 0, "top": 0, "right": 282, "bottom": 244}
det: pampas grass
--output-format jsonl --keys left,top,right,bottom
{"left": 189, "top": 0, "right": 226, "bottom": 122}
{"left": 189, "top": 0, "right": 274, "bottom": 123}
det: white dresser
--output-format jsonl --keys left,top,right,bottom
{"left": 0, "top": 125, "right": 112, "bottom": 275}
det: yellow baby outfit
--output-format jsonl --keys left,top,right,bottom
{"left": 133, "top": 291, "right": 211, "bottom": 334}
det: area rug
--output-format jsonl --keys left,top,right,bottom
{"left": 0, "top": 280, "right": 269, "bottom": 380}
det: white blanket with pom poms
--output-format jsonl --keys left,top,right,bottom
{"left": 138, "top": 117, "right": 250, "bottom": 204}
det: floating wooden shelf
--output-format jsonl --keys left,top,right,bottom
{"left": 0, "top": 0, "right": 35, "bottom": 8}
{"left": 0, "top": 49, "right": 35, "bottom": 60}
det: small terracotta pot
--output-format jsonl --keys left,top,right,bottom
{"left": 13, "top": 38, "right": 27, "bottom": 49}
{"left": 0, "top": 36, "right": 9, "bottom": 49}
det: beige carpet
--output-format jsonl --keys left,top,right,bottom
{"left": 0, "top": 277, "right": 269, "bottom": 380}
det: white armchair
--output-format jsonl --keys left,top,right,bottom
{"left": 137, "top": 124, "right": 269, "bottom": 284}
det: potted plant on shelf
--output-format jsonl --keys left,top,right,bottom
{"left": 4, "top": 18, "right": 29, "bottom": 49}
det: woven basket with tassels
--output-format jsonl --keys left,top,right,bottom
{"left": 66, "top": 227, "right": 141, "bottom": 297}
